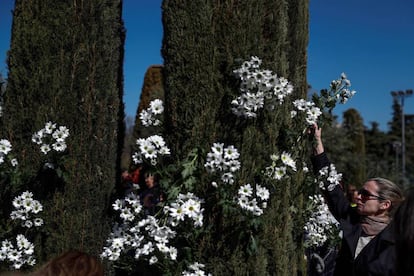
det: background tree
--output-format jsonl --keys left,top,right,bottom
{"left": 161, "top": 0, "right": 309, "bottom": 274}
{"left": 387, "top": 98, "right": 414, "bottom": 186}
{"left": 0, "top": 0, "right": 125, "bottom": 266}
{"left": 405, "top": 114, "right": 414, "bottom": 184}
{"left": 341, "top": 108, "right": 366, "bottom": 185}
{"left": 132, "top": 65, "right": 165, "bottom": 144}
{"left": 364, "top": 122, "right": 395, "bottom": 181}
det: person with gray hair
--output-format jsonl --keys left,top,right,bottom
{"left": 310, "top": 124, "right": 403, "bottom": 276}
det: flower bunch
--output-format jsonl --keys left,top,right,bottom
{"left": 10, "top": 191, "right": 43, "bottom": 228}
{"left": 316, "top": 164, "right": 342, "bottom": 192}
{"left": 101, "top": 193, "right": 178, "bottom": 264}
{"left": 182, "top": 262, "right": 211, "bottom": 276}
{"left": 237, "top": 183, "right": 270, "bottom": 216}
{"left": 310, "top": 72, "right": 356, "bottom": 116}
{"left": 0, "top": 139, "right": 18, "bottom": 168}
{"left": 139, "top": 99, "right": 164, "bottom": 127}
{"left": 31, "top": 121, "right": 69, "bottom": 154}
{"left": 0, "top": 234, "right": 36, "bottom": 269}
{"left": 330, "top": 73, "right": 356, "bottom": 104}
{"left": 291, "top": 99, "right": 322, "bottom": 126}
{"left": 133, "top": 135, "right": 171, "bottom": 165}
{"left": 290, "top": 73, "right": 356, "bottom": 129}
{"left": 164, "top": 192, "right": 204, "bottom": 227}
{"left": 304, "top": 194, "right": 340, "bottom": 248}
{"left": 231, "top": 56, "right": 294, "bottom": 118}
{"left": 264, "top": 152, "right": 297, "bottom": 180}
{"left": 204, "top": 143, "right": 241, "bottom": 185}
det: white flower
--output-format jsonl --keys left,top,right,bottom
{"left": 149, "top": 255, "right": 158, "bottom": 264}
{"left": 31, "top": 131, "right": 43, "bottom": 145}
{"left": 0, "top": 139, "right": 12, "bottom": 155}
{"left": 52, "top": 126, "right": 70, "bottom": 141}
{"left": 112, "top": 199, "right": 123, "bottom": 211}
{"left": 31, "top": 201, "right": 43, "bottom": 214}
{"left": 11, "top": 158, "right": 18, "bottom": 167}
{"left": 40, "top": 144, "right": 51, "bottom": 155}
{"left": 211, "top": 142, "right": 224, "bottom": 155}
{"left": 281, "top": 152, "right": 296, "bottom": 171}
{"left": 169, "top": 246, "right": 177, "bottom": 260}
{"left": 182, "top": 199, "right": 201, "bottom": 219}
{"left": 224, "top": 145, "right": 240, "bottom": 160}
{"left": 44, "top": 121, "right": 56, "bottom": 134}
{"left": 256, "top": 184, "right": 270, "bottom": 201}
{"left": 238, "top": 183, "right": 253, "bottom": 197}
{"left": 119, "top": 207, "right": 135, "bottom": 222}
{"left": 34, "top": 218, "right": 43, "bottom": 227}
{"left": 149, "top": 99, "right": 164, "bottom": 115}
{"left": 167, "top": 203, "right": 185, "bottom": 221}
{"left": 52, "top": 141, "right": 67, "bottom": 152}
{"left": 274, "top": 166, "right": 286, "bottom": 180}
{"left": 140, "top": 99, "right": 164, "bottom": 126}
{"left": 134, "top": 135, "right": 170, "bottom": 165}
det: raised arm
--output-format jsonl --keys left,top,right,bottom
{"left": 312, "top": 124, "right": 324, "bottom": 155}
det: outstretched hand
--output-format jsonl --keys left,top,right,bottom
{"left": 308, "top": 124, "right": 324, "bottom": 155}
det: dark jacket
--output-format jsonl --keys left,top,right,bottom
{"left": 311, "top": 152, "right": 396, "bottom": 276}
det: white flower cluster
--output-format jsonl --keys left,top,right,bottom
{"left": 231, "top": 56, "right": 294, "bottom": 118}
{"left": 304, "top": 194, "right": 340, "bottom": 248}
{"left": 291, "top": 99, "right": 322, "bottom": 126}
{"left": 316, "top": 164, "right": 342, "bottom": 192}
{"left": 139, "top": 99, "right": 164, "bottom": 127}
{"left": 204, "top": 143, "right": 241, "bottom": 185}
{"left": 31, "top": 121, "right": 69, "bottom": 154}
{"left": 330, "top": 73, "right": 356, "bottom": 104}
{"left": 133, "top": 135, "right": 171, "bottom": 165}
{"left": 182, "top": 262, "right": 212, "bottom": 276}
{"left": 164, "top": 192, "right": 204, "bottom": 227}
{"left": 264, "top": 152, "right": 297, "bottom": 180}
{"left": 237, "top": 183, "right": 270, "bottom": 216}
{"left": 10, "top": 191, "right": 43, "bottom": 228}
{"left": 0, "top": 139, "right": 17, "bottom": 167}
{"left": 101, "top": 193, "right": 178, "bottom": 263}
{"left": 0, "top": 234, "right": 36, "bottom": 269}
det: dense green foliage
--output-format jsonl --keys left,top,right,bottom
{"left": 161, "top": 0, "right": 309, "bottom": 275}
{"left": 342, "top": 108, "right": 366, "bottom": 185}
{"left": 387, "top": 98, "right": 414, "bottom": 186}
{"left": 133, "top": 65, "right": 165, "bottom": 146}
{"left": 0, "top": 0, "right": 125, "bottom": 267}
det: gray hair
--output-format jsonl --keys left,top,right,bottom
{"left": 370, "top": 177, "right": 403, "bottom": 215}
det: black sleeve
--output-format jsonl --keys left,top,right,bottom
{"left": 310, "top": 152, "right": 330, "bottom": 174}
{"left": 310, "top": 152, "right": 357, "bottom": 222}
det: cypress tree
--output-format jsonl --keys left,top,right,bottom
{"left": 342, "top": 108, "right": 366, "bottom": 184}
{"left": 1, "top": 0, "right": 125, "bottom": 264}
{"left": 132, "top": 65, "right": 165, "bottom": 142}
{"left": 162, "top": 0, "right": 309, "bottom": 274}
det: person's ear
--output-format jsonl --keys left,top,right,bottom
{"left": 380, "top": 199, "right": 391, "bottom": 210}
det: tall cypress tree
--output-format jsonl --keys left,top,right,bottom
{"left": 342, "top": 108, "right": 366, "bottom": 184}
{"left": 132, "top": 65, "right": 164, "bottom": 142}
{"left": 1, "top": 0, "right": 125, "bottom": 263}
{"left": 162, "top": 0, "right": 309, "bottom": 274}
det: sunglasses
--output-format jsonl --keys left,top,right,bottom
{"left": 358, "top": 188, "right": 385, "bottom": 201}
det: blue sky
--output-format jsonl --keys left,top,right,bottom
{"left": 1, "top": 0, "right": 413, "bottom": 131}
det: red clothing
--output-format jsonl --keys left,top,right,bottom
{"left": 131, "top": 168, "right": 141, "bottom": 184}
